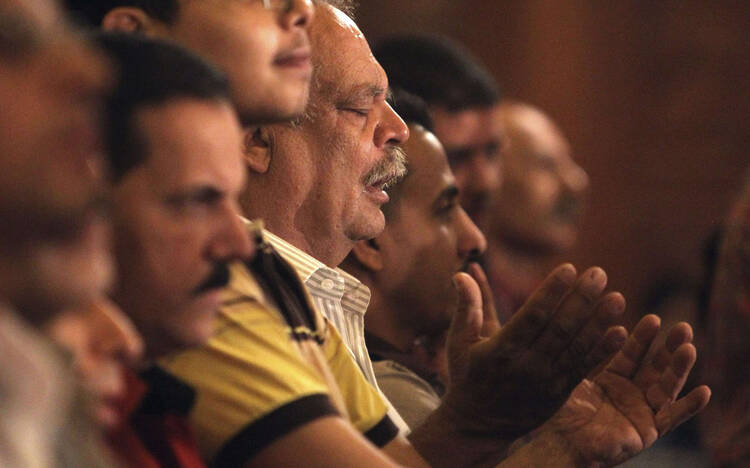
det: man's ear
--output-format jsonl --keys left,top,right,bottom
{"left": 243, "top": 127, "right": 272, "bottom": 174}
{"left": 350, "top": 239, "right": 383, "bottom": 272}
{"left": 101, "top": 7, "right": 163, "bottom": 34}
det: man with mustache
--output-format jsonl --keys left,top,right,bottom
{"left": 341, "top": 92, "right": 487, "bottom": 427}
{"left": 486, "top": 101, "right": 590, "bottom": 322}
{"left": 96, "top": 33, "right": 253, "bottom": 467}
{"left": 0, "top": 0, "right": 113, "bottom": 465}
{"left": 374, "top": 35, "right": 504, "bottom": 232}
{"left": 165, "top": 4, "right": 710, "bottom": 467}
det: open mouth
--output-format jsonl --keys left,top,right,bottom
{"left": 363, "top": 148, "right": 408, "bottom": 191}
{"left": 365, "top": 171, "right": 399, "bottom": 192}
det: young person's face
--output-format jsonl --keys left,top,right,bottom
{"left": 165, "top": 0, "right": 314, "bottom": 123}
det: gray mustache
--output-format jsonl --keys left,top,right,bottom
{"left": 362, "top": 145, "right": 408, "bottom": 190}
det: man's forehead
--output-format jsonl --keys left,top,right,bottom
{"left": 327, "top": 5, "right": 363, "bottom": 41}
{"left": 2, "top": 0, "right": 56, "bottom": 29}
{"left": 309, "top": 5, "right": 383, "bottom": 91}
{"left": 404, "top": 126, "right": 455, "bottom": 195}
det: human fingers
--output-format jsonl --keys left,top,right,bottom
{"left": 646, "top": 342, "right": 696, "bottom": 411}
{"left": 606, "top": 314, "right": 661, "bottom": 379}
{"left": 468, "top": 262, "right": 501, "bottom": 337}
{"left": 654, "top": 385, "right": 711, "bottom": 436}
{"left": 447, "top": 272, "right": 484, "bottom": 354}
{"left": 490, "top": 264, "right": 577, "bottom": 352}
{"left": 532, "top": 267, "right": 608, "bottom": 357}
{"left": 635, "top": 322, "right": 694, "bottom": 389}
{"left": 553, "top": 292, "right": 627, "bottom": 383}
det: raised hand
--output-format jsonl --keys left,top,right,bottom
{"left": 466, "top": 262, "right": 501, "bottom": 337}
{"left": 531, "top": 315, "right": 711, "bottom": 467}
{"left": 442, "top": 263, "right": 628, "bottom": 438}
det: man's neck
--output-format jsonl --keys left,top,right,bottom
{"left": 363, "top": 286, "right": 419, "bottom": 351}
{"left": 262, "top": 220, "right": 352, "bottom": 269}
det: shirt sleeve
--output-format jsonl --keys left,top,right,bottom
{"left": 323, "top": 323, "right": 398, "bottom": 447}
{"left": 161, "top": 290, "right": 339, "bottom": 466}
{"left": 372, "top": 360, "right": 441, "bottom": 430}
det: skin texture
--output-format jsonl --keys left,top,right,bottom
{"left": 409, "top": 271, "right": 710, "bottom": 468}
{"left": 0, "top": 0, "right": 113, "bottom": 323}
{"left": 499, "top": 315, "right": 711, "bottom": 468}
{"left": 102, "top": 0, "right": 314, "bottom": 123}
{"left": 241, "top": 4, "right": 409, "bottom": 267}
{"left": 354, "top": 124, "right": 487, "bottom": 349}
{"left": 45, "top": 297, "right": 143, "bottom": 428}
{"left": 430, "top": 105, "right": 504, "bottom": 231}
{"left": 237, "top": 5, "right": 709, "bottom": 468}
{"left": 111, "top": 98, "right": 252, "bottom": 359}
{"left": 490, "top": 102, "right": 589, "bottom": 254}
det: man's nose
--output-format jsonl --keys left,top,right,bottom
{"left": 457, "top": 207, "right": 487, "bottom": 259}
{"left": 92, "top": 298, "right": 143, "bottom": 365}
{"left": 281, "top": 0, "right": 314, "bottom": 30}
{"left": 375, "top": 101, "right": 410, "bottom": 148}
{"left": 208, "top": 205, "right": 255, "bottom": 262}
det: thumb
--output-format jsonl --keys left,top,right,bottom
{"left": 448, "top": 272, "right": 484, "bottom": 350}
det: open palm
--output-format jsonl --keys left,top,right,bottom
{"left": 538, "top": 315, "right": 711, "bottom": 466}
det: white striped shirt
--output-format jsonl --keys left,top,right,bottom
{"left": 264, "top": 230, "right": 410, "bottom": 434}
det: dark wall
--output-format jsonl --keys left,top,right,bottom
{"left": 357, "top": 0, "right": 750, "bottom": 323}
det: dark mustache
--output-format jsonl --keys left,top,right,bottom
{"left": 553, "top": 195, "right": 582, "bottom": 220}
{"left": 460, "top": 252, "right": 486, "bottom": 274}
{"left": 193, "top": 262, "right": 231, "bottom": 295}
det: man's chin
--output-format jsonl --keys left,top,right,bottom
{"left": 177, "top": 290, "right": 224, "bottom": 346}
{"left": 237, "top": 85, "right": 309, "bottom": 126}
{"left": 347, "top": 211, "right": 386, "bottom": 242}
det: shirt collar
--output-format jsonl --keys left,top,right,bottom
{"left": 122, "top": 366, "right": 196, "bottom": 418}
{"left": 263, "top": 229, "right": 366, "bottom": 287}
{"left": 262, "top": 229, "right": 325, "bottom": 282}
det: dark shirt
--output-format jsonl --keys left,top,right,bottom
{"left": 365, "top": 332, "right": 445, "bottom": 396}
{"left": 108, "top": 366, "right": 206, "bottom": 468}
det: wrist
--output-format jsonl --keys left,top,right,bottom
{"left": 519, "top": 429, "right": 600, "bottom": 468}
{"left": 438, "top": 389, "right": 532, "bottom": 439}
{"left": 409, "top": 404, "right": 513, "bottom": 468}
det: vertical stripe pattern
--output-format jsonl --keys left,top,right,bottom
{"left": 263, "top": 230, "right": 410, "bottom": 434}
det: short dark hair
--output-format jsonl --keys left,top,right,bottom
{"left": 63, "top": 0, "right": 179, "bottom": 27}
{"left": 95, "top": 33, "right": 230, "bottom": 181}
{"left": 390, "top": 88, "right": 434, "bottom": 133}
{"left": 375, "top": 35, "right": 500, "bottom": 112}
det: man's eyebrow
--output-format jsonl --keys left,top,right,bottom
{"left": 342, "top": 84, "right": 387, "bottom": 103}
{"left": 164, "top": 185, "right": 224, "bottom": 205}
{"left": 434, "top": 185, "right": 460, "bottom": 206}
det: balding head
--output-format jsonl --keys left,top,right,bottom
{"left": 490, "top": 101, "right": 589, "bottom": 253}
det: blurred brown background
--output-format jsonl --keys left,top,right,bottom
{"left": 357, "top": 0, "right": 750, "bottom": 324}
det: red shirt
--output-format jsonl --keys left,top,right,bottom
{"left": 107, "top": 367, "right": 207, "bottom": 468}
